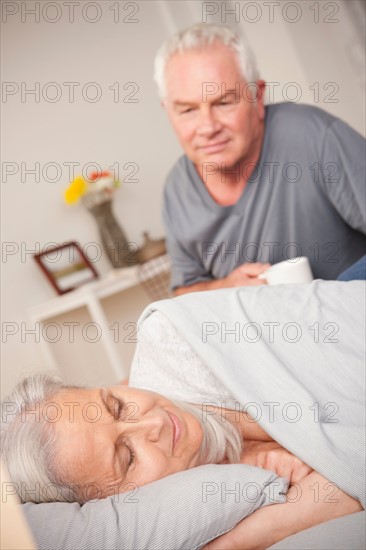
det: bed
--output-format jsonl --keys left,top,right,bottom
{"left": 21, "top": 280, "right": 365, "bottom": 549}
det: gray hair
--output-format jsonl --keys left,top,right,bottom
{"left": 154, "top": 23, "right": 260, "bottom": 100}
{"left": 173, "top": 399, "right": 243, "bottom": 465}
{"left": 1, "top": 374, "right": 242, "bottom": 504}
{"left": 0, "top": 373, "right": 79, "bottom": 503}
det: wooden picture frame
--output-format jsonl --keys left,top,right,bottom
{"left": 34, "top": 242, "right": 99, "bottom": 295}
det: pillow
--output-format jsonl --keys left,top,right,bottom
{"left": 23, "top": 464, "right": 288, "bottom": 550}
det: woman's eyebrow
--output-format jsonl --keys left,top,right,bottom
{"left": 100, "top": 388, "right": 114, "bottom": 417}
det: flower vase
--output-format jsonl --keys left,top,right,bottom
{"left": 82, "top": 190, "right": 138, "bottom": 268}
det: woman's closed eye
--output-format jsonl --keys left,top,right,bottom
{"left": 108, "top": 396, "right": 137, "bottom": 468}
{"left": 110, "top": 395, "right": 139, "bottom": 423}
{"left": 114, "top": 436, "right": 136, "bottom": 474}
{"left": 112, "top": 396, "right": 125, "bottom": 420}
{"left": 124, "top": 441, "right": 135, "bottom": 466}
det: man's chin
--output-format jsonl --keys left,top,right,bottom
{"left": 196, "top": 153, "right": 241, "bottom": 172}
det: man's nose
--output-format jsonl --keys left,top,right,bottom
{"left": 197, "top": 108, "right": 221, "bottom": 137}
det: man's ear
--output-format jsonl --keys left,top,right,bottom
{"left": 256, "top": 80, "right": 266, "bottom": 101}
{"left": 256, "top": 80, "right": 266, "bottom": 118}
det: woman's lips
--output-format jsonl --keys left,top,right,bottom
{"left": 167, "top": 411, "right": 182, "bottom": 451}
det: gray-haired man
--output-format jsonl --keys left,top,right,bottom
{"left": 155, "top": 24, "right": 366, "bottom": 295}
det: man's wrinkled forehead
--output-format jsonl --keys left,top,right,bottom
{"left": 164, "top": 43, "right": 245, "bottom": 103}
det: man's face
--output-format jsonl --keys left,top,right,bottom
{"left": 52, "top": 385, "right": 203, "bottom": 500}
{"left": 163, "top": 42, "right": 266, "bottom": 172}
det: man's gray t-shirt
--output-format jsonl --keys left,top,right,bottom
{"left": 163, "top": 102, "right": 366, "bottom": 289}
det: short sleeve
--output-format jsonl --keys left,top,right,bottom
{"left": 163, "top": 181, "right": 213, "bottom": 290}
{"left": 321, "top": 119, "right": 366, "bottom": 234}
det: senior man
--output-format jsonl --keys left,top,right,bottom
{"left": 155, "top": 24, "right": 366, "bottom": 295}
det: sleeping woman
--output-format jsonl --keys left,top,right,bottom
{"left": 0, "top": 373, "right": 361, "bottom": 549}
{"left": 1, "top": 282, "right": 364, "bottom": 549}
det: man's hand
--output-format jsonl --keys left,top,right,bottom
{"left": 173, "top": 262, "right": 271, "bottom": 295}
{"left": 224, "top": 262, "right": 271, "bottom": 287}
{"left": 240, "top": 441, "right": 313, "bottom": 485}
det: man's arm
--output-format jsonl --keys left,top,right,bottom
{"left": 174, "top": 279, "right": 228, "bottom": 296}
{"left": 174, "top": 262, "right": 270, "bottom": 295}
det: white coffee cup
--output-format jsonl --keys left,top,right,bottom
{"left": 259, "top": 257, "right": 314, "bottom": 285}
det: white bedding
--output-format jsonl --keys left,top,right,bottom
{"left": 130, "top": 281, "right": 366, "bottom": 508}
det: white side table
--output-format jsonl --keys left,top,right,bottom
{"left": 28, "top": 266, "right": 146, "bottom": 379}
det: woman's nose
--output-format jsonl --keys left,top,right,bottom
{"left": 120, "top": 410, "right": 165, "bottom": 442}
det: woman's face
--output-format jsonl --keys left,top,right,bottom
{"left": 51, "top": 385, "right": 204, "bottom": 500}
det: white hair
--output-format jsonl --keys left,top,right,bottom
{"left": 0, "top": 373, "right": 79, "bottom": 503}
{"left": 1, "top": 374, "right": 243, "bottom": 503}
{"left": 154, "top": 23, "right": 260, "bottom": 100}
{"left": 172, "top": 399, "right": 243, "bottom": 465}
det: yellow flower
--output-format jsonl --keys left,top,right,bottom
{"left": 64, "top": 176, "right": 88, "bottom": 204}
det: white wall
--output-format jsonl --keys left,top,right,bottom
{"left": 1, "top": 0, "right": 365, "bottom": 397}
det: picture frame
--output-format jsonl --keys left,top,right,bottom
{"left": 33, "top": 242, "right": 99, "bottom": 295}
